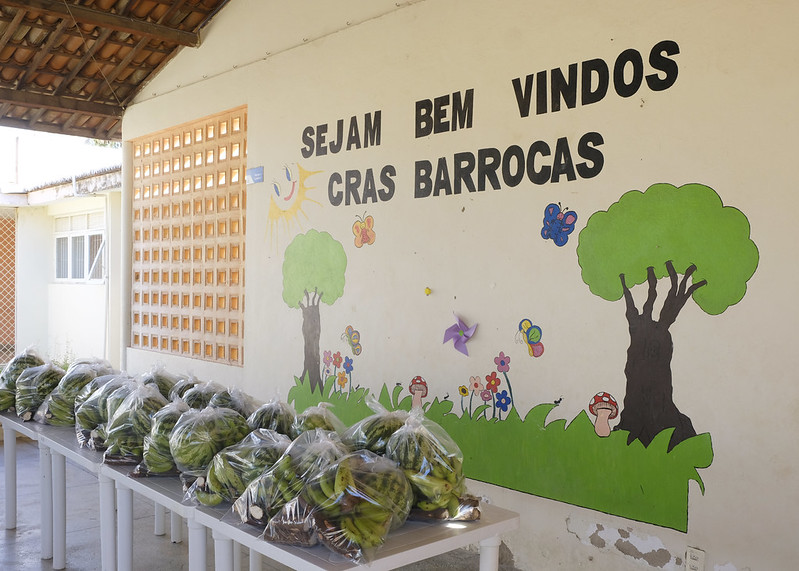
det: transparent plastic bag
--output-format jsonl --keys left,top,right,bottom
{"left": 208, "top": 386, "right": 260, "bottom": 419}
{"left": 247, "top": 397, "right": 297, "bottom": 436}
{"left": 342, "top": 396, "right": 409, "bottom": 455}
{"left": 168, "top": 376, "right": 201, "bottom": 401}
{"left": 35, "top": 363, "right": 102, "bottom": 426}
{"left": 0, "top": 346, "right": 45, "bottom": 412}
{"left": 291, "top": 402, "right": 346, "bottom": 438}
{"left": 104, "top": 381, "right": 168, "bottom": 464}
{"left": 188, "top": 428, "right": 291, "bottom": 506}
{"left": 168, "top": 405, "right": 250, "bottom": 478}
{"left": 15, "top": 363, "right": 65, "bottom": 421}
{"left": 74, "top": 374, "right": 135, "bottom": 449}
{"left": 181, "top": 380, "right": 225, "bottom": 409}
{"left": 233, "top": 429, "right": 349, "bottom": 527}
{"left": 139, "top": 365, "right": 182, "bottom": 400}
{"left": 134, "top": 398, "right": 190, "bottom": 476}
{"left": 385, "top": 409, "right": 472, "bottom": 520}
{"left": 288, "top": 449, "right": 413, "bottom": 562}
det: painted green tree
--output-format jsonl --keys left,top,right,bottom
{"left": 577, "top": 183, "right": 759, "bottom": 450}
{"left": 282, "top": 230, "right": 347, "bottom": 393}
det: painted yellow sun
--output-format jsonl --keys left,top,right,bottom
{"left": 267, "top": 163, "right": 321, "bottom": 243}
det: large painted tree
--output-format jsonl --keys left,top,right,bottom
{"left": 577, "top": 183, "right": 758, "bottom": 450}
{"left": 282, "top": 230, "right": 347, "bottom": 392}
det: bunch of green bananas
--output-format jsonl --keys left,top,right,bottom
{"left": 343, "top": 409, "right": 409, "bottom": 456}
{"left": 233, "top": 429, "right": 348, "bottom": 526}
{"left": 168, "top": 377, "right": 200, "bottom": 400}
{"left": 104, "top": 384, "right": 168, "bottom": 462}
{"left": 36, "top": 364, "right": 99, "bottom": 426}
{"left": 139, "top": 368, "right": 181, "bottom": 400}
{"left": 305, "top": 451, "right": 413, "bottom": 560}
{"left": 181, "top": 381, "right": 225, "bottom": 409}
{"left": 247, "top": 400, "right": 296, "bottom": 436}
{"left": 291, "top": 403, "right": 345, "bottom": 438}
{"left": 194, "top": 428, "right": 291, "bottom": 506}
{"left": 141, "top": 400, "right": 189, "bottom": 474}
{"left": 0, "top": 348, "right": 45, "bottom": 412}
{"left": 208, "top": 387, "right": 259, "bottom": 419}
{"left": 169, "top": 406, "right": 251, "bottom": 477}
{"left": 15, "top": 363, "right": 65, "bottom": 421}
{"left": 386, "top": 421, "right": 466, "bottom": 517}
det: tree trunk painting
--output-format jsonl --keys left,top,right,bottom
{"left": 300, "top": 289, "right": 323, "bottom": 393}
{"left": 615, "top": 262, "right": 706, "bottom": 450}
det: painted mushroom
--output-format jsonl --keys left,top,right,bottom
{"left": 588, "top": 391, "right": 618, "bottom": 437}
{"left": 409, "top": 376, "right": 428, "bottom": 409}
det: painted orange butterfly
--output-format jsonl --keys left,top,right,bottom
{"left": 353, "top": 214, "right": 376, "bottom": 248}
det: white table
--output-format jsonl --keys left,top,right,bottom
{"left": 2, "top": 411, "right": 520, "bottom": 571}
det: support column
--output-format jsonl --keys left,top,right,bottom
{"left": 154, "top": 503, "right": 166, "bottom": 536}
{"left": 249, "top": 549, "right": 263, "bottom": 571}
{"left": 51, "top": 452, "right": 67, "bottom": 570}
{"left": 99, "top": 473, "right": 117, "bottom": 571}
{"left": 171, "top": 511, "right": 183, "bottom": 543}
{"left": 187, "top": 517, "right": 207, "bottom": 571}
{"left": 39, "top": 444, "right": 53, "bottom": 560}
{"left": 212, "top": 528, "right": 234, "bottom": 571}
{"left": 2, "top": 424, "right": 16, "bottom": 529}
{"left": 116, "top": 485, "right": 133, "bottom": 571}
{"left": 478, "top": 535, "right": 502, "bottom": 571}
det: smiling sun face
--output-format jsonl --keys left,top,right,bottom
{"left": 267, "top": 163, "right": 321, "bottom": 243}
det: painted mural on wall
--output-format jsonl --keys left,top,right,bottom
{"left": 269, "top": 39, "right": 760, "bottom": 532}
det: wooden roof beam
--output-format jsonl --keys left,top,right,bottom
{"left": 3, "top": 0, "right": 200, "bottom": 47}
{"left": 0, "top": 87, "right": 123, "bottom": 118}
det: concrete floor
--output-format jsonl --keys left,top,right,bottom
{"left": 1, "top": 437, "right": 519, "bottom": 570}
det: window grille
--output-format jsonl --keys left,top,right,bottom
{"left": 130, "top": 106, "right": 247, "bottom": 366}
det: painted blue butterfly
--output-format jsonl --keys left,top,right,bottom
{"left": 541, "top": 203, "right": 577, "bottom": 246}
{"left": 342, "top": 325, "right": 362, "bottom": 355}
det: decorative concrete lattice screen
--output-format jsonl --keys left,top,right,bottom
{"left": 130, "top": 107, "right": 247, "bottom": 365}
{"left": 0, "top": 209, "right": 15, "bottom": 363}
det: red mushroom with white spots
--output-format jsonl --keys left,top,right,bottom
{"left": 588, "top": 391, "right": 619, "bottom": 437}
{"left": 409, "top": 376, "right": 428, "bottom": 409}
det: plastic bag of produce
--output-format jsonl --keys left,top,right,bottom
{"left": 168, "top": 377, "right": 201, "bottom": 401}
{"left": 181, "top": 380, "right": 225, "bottom": 409}
{"left": 385, "top": 409, "right": 475, "bottom": 521}
{"left": 104, "top": 381, "right": 168, "bottom": 464}
{"left": 268, "top": 449, "right": 413, "bottom": 562}
{"left": 189, "top": 428, "right": 291, "bottom": 506}
{"left": 34, "top": 360, "right": 113, "bottom": 426}
{"left": 291, "top": 402, "right": 346, "bottom": 438}
{"left": 0, "top": 347, "right": 45, "bottom": 412}
{"left": 208, "top": 386, "right": 260, "bottom": 419}
{"left": 74, "top": 374, "right": 135, "bottom": 449}
{"left": 133, "top": 398, "right": 190, "bottom": 476}
{"left": 169, "top": 405, "right": 250, "bottom": 479}
{"left": 139, "top": 365, "right": 182, "bottom": 400}
{"left": 247, "top": 397, "right": 296, "bottom": 436}
{"left": 233, "top": 429, "right": 349, "bottom": 527}
{"left": 15, "top": 363, "right": 65, "bottom": 421}
{"left": 342, "top": 396, "right": 409, "bottom": 456}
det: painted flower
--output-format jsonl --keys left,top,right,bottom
{"left": 332, "top": 351, "right": 343, "bottom": 368}
{"left": 458, "top": 385, "right": 469, "bottom": 397}
{"left": 470, "top": 375, "right": 484, "bottom": 393}
{"left": 323, "top": 366, "right": 332, "bottom": 378}
{"left": 495, "top": 390, "right": 511, "bottom": 413}
{"left": 480, "top": 389, "right": 493, "bottom": 402}
{"left": 485, "top": 371, "right": 501, "bottom": 393}
{"left": 343, "top": 356, "right": 354, "bottom": 374}
{"left": 494, "top": 351, "right": 511, "bottom": 373}
{"left": 337, "top": 371, "right": 348, "bottom": 388}
{"left": 323, "top": 350, "right": 332, "bottom": 367}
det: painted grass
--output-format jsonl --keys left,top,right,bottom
{"left": 288, "top": 376, "right": 713, "bottom": 532}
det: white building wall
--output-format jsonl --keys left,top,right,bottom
{"left": 122, "top": 1, "right": 799, "bottom": 569}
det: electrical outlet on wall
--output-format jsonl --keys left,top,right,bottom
{"left": 686, "top": 546, "right": 705, "bottom": 571}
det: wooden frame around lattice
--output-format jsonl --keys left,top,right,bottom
{"left": 130, "top": 106, "right": 246, "bottom": 366}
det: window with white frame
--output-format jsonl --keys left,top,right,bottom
{"left": 54, "top": 211, "right": 106, "bottom": 281}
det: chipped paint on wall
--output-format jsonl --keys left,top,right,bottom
{"left": 566, "top": 517, "right": 682, "bottom": 569}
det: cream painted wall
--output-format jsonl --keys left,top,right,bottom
{"left": 123, "top": 1, "right": 799, "bottom": 569}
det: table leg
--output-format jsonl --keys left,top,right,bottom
{"left": 2, "top": 423, "right": 16, "bottom": 529}
{"left": 171, "top": 511, "right": 183, "bottom": 543}
{"left": 39, "top": 443, "right": 53, "bottom": 560}
{"left": 478, "top": 535, "right": 502, "bottom": 571}
{"left": 99, "top": 473, "right": 117, "bottom": 571}
{"left": 187, "top": 517, "right": 207, "bottom": 571}
{"left": 249, "top": 549, "right": 262, "bottom": 571}
{"left": 116, "top": 485, "right": 134, "bottom": 571}
{"left": 213, "top": 528, "right": 234, "bottom": 571}
{"left": 154, "top": 503, "right": 166, "bottom": 536}
{"left": 233, "top": 541, "right": 242, "bottom": 569}
{"left": 52, "top": 452, "right": 67, "bottom": 570}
